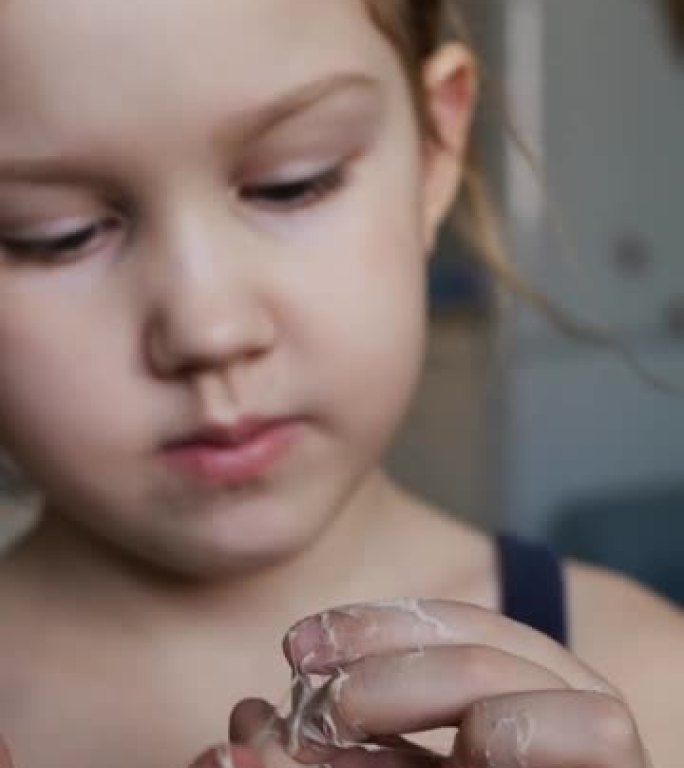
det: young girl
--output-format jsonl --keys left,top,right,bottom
{"left": 0, "top": 1, "right": 681, "bottom": 767}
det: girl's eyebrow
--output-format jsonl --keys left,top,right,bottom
{"left": 0, "top": 72, "right": 382, "bottom": 187}
{"left": 217, "top": 71, "right": 383, "bottom": 142}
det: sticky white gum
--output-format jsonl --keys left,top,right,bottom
{"left": 282, "top": 598, "right": 459, "bottom": 754}
{"left": 363, "top": 599, "right": 457, "bottom": 642}
{"left": 286, "top": 672, "right": 318, "bottom": 754}
{"left": 216, "top": 746, "right": 234, "bottom": 768}
{"left": 484, "top": 711, "right": 536, "bottom": 768}
{"left": 291, "top": 599, "right": 457, "bottom": 674}
{"left": 285, "top": 668, "right": 366, "bottom": 753}
{"left": 316, "top": 599, "right": 458, "bottom": 662}
{"left": 320, "top": 610, "right": 358, "bottom": 662}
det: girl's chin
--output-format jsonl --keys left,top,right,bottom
{"left": 135, "top": 527, "right": 317, "bottom": 580}
{"left": 139, "top": 550, "right": 297, "bottom": 582}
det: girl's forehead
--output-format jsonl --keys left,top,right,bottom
{"left": 0, "top": 0, "right": 395, "bottom": 151}
{"left": 0, "top": 0, "right": 382, "bottom": 79}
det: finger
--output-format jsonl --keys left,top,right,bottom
{"left": 230, "top": 698, "right": 443, "bottom": 768}
{"left": 284, "top": 600, "right": 612, "bottom": 693}
{"left": 324, "top": 742, "right": 445, "bottom": 768}
{"left": 454, "top": 690, "right": 648, "bottom": 768}
{"left": 189, "top": 744, "right": 233, "bottom": 768}
{"left": 291, "top": 645, "right": 568, "bottom": 744}
{"left": 230, "top": 699, "right": 304, "bottom": 768}
{"left": 0, "top": 738, "right": 14, "bottom": 768}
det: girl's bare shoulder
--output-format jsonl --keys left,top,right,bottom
{"left": 567, "top": 561, "right": 684, "bottom": 754}
{"left": 567, "top": 560, "right": 684, "bottom": 663}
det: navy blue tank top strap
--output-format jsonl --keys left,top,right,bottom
{"left": 497, "top": 533, "right": 569, "bottom": 647}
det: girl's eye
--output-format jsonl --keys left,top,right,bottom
{"left": 0, "top": 217, "right": 122, "bottom": 264}
{"left": 0, "top": 168, "right": 345, "bottom": 263}
{"left": 239, "top": 166, "right": 346, "bottom": 210}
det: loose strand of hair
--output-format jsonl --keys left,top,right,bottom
{"left": 438, "top": 0, "right": 684, "bottom": 396}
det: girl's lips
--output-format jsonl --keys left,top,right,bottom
{"left": 161, "top": 419, "right": 301, "bottom": 487}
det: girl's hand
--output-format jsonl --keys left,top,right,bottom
{"left": 0, "top": 739, "right": 14, "bottom": 768}
{"left": 229, "top": 600, "right": 652, "bottom": 768}
{"left": 0, "top": 738, "right": 229, "bottom": 768}
{"left": 0, "top": 738, "right": 233, "bottom": 768}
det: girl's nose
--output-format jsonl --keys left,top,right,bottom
{"left": 141, "top": 235, "right": 277, "bottom": 379}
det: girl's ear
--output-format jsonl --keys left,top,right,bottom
{"left": 420, "top": 43, "right": 478, "bottom": 254}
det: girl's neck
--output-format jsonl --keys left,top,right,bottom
{"left": 4, "top": 471, "right": 406, "bottom": 637}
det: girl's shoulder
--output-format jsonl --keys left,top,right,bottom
{"left": 567, "top": 559, "right": 684, "bottom": 668}
{"left": 423, "top": 515, "right": 684, "bottom": 712}
{"left": 437, "top": 524, "right": 684, "bottom": 761}
{"left": 566, "top": 561, "right": 684, "bottom": 756}
{"left": 569, "top": 554, "right": 683, "bottom": 636}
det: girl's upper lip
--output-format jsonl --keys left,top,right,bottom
{"left": 163, "top": 417, "right": 294, "bottom": 449}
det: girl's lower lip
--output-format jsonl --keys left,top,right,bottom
{"left": 161, "top": 421, "right": 300, "bottom": 487}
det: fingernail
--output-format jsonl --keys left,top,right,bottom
{"left": 285, "top": 617, "right": 327, "bottom": 670}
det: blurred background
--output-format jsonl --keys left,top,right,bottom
{"left": 501, "top": 0, "right": 683, "bottom": 607}
{"left": 1, "top": 0, "right": 683, "bottom": 605}
{"left": 390, "top": 0, "right": 684, "bottom": 606}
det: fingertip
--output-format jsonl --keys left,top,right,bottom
{"left": 229, "top": 698, "right": 281, "bottom": 746}
{"left": 282, "top": 617, "right": 326, "bottom": 672}
{"left": 0, "top": 737, "right": 14, "bottom": 768}
{"left": 229, "top": 743, "right": 264, "bottom": 768}
{"left": 188, "top": 744, "right": 232, "bottom": 768}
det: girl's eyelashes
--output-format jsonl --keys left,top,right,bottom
{"left": 239, "top": 164, "right": 347, "bottom": 211}
{"left": 0, "top": 163, "right": 349, "bottom": 264}
{"left": 0, "top": 216, "right": 124, "bottom": 265}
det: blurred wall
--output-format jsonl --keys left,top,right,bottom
{"left": 499, "top": 0, "right": 684, "bottom": 536}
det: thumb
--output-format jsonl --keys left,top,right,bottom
{"left": 229, "top": 699, "right": 300, "bottom": 768}
{"left": 0, "top": 738, "right": 14, "bottom": 768}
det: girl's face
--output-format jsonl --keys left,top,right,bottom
{"left": 0, "top": 0, "right": 466, "bottom": 575}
